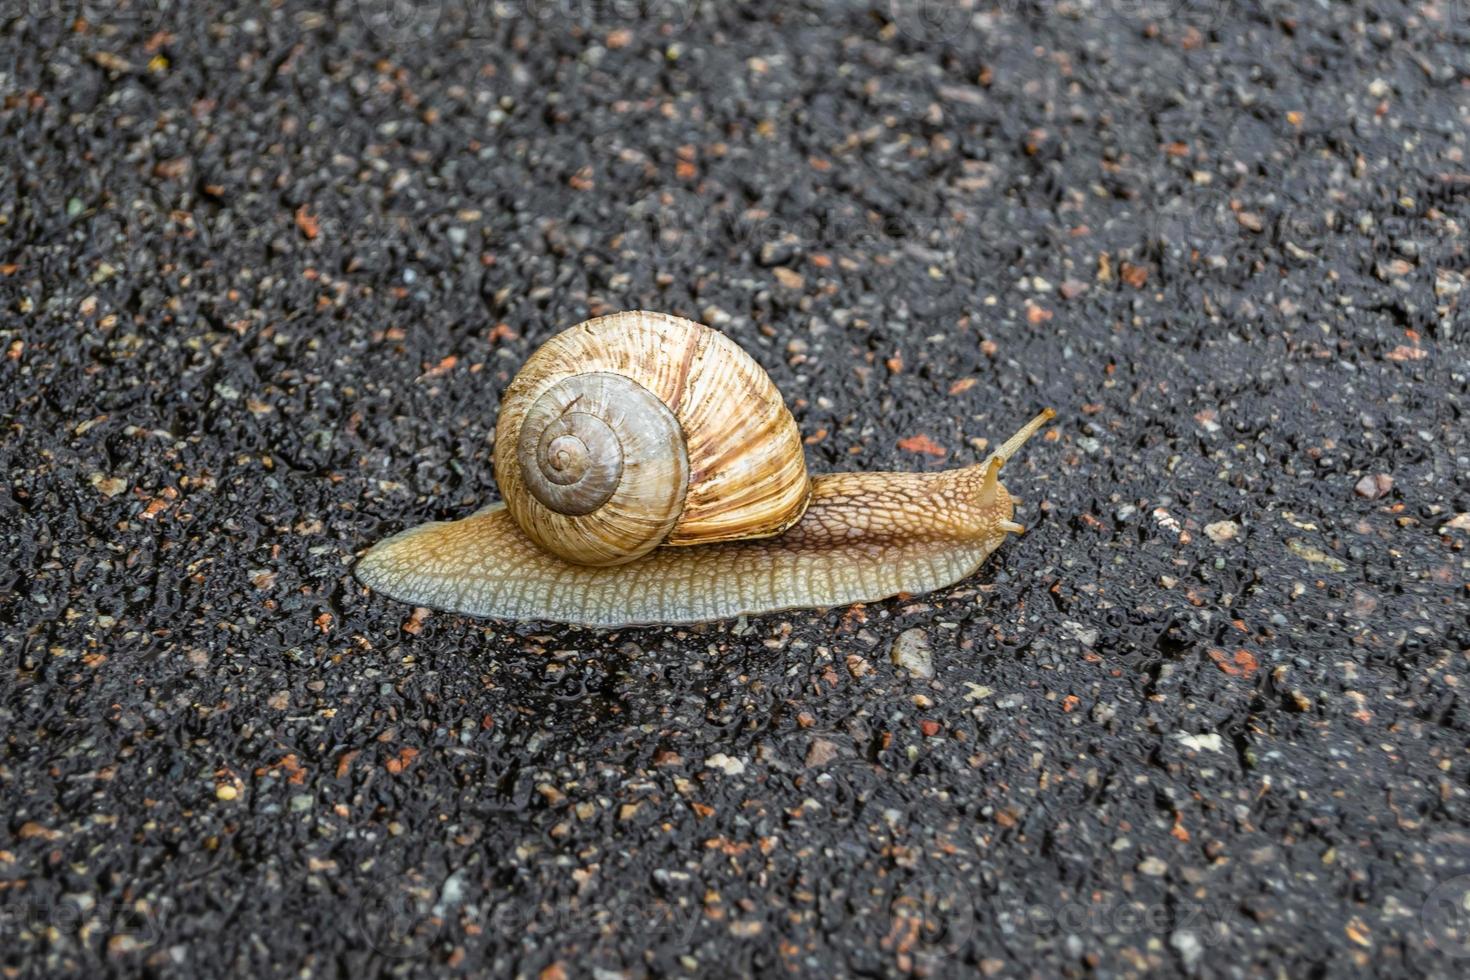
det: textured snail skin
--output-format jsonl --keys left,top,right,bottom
{"left": 356, "top": 409, "right": 1054, "bottom": 627}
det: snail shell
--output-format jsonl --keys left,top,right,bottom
{"left": 493, "top": 311, "right": 810, "bottom": 566}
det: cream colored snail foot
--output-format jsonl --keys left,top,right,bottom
{"left": 356, "top": 310, "right": 1055, "bottom": 627}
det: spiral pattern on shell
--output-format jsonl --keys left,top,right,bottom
{"left": 493, "top": 311, "right": 812, "bottom": 566}
{"left": 510, "top": 371, "right": 691, "bottom": 564}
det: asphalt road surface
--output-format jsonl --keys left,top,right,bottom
{"left": 2, "top": 1, "right": 1468, "bottom": 976}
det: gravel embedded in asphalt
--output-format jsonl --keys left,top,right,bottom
{"left": 1, "top": 1, "right": 1468, "bottom": 976}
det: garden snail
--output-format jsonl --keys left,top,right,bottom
{"left": 357, "top": 311, "right": 1054, "bottom": 627}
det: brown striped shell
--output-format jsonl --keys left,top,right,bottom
{"left": 493, "top": 311, "right": 811, "bottom": 566}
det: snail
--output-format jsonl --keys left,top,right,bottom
{"left": 357, "top": 311, "right": 1054, "bottom": 627}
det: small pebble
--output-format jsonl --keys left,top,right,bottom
{"left": 772, "top": 267, "right": 804, "bottom": 289}
{"left": 1205, "top": 520, "right": 1239, "bottom": 543}
{"left": 758, "top": 240, "right": 798, "bottom": 266}
{"left": 1354, "top": 473, "right": 1392, "bottom": 499}
{"left": 890, "top": 628, "right": 934, "bottom": 679}
{"left": 805, "top": 738, "right": 840, "bottom": 768}
{"left": 89, "top": 473, "right": 128, "bottom": 497}
{"left": 1175, "top": 732, "right": 1224, "bottom": 752}
{"left": 1171, "top": 930, "right": 1204, "bottom": 971}
{"left": 1061, "top": 620, "right": 1100, "bottom": 646}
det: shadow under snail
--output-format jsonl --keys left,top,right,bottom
{"left": 357, "top": 310, "right": 1054, "bottom": 627}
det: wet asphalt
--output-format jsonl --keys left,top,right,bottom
{"left": 1, "top": 1, "right": 1469, "bottom": 976}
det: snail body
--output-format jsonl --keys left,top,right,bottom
{"left": 357, "top": 311, "right": 1054, "bottom": 627}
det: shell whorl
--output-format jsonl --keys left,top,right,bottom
{"left": 509, "top": 372, "right": 691, "bottom": 565}
{"left": 493, "top": 311, "right": 811, "bottom": 567}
